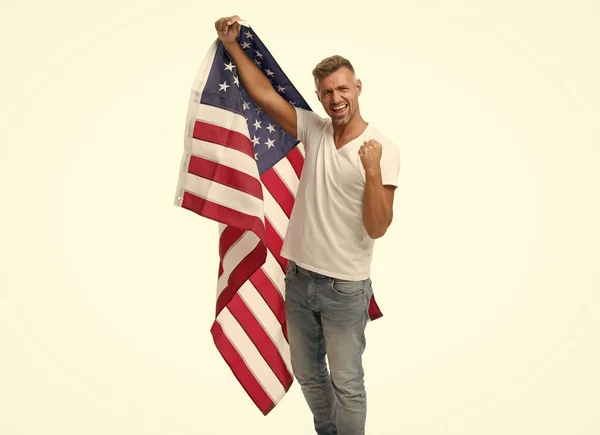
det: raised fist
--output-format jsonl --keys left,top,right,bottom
{"left": 358, "top": 139, "right": 383, "bottom": 176}
{"left": 214, "top": 15, "right": 241, "bottom": 45}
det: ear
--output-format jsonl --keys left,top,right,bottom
{"left": 356, "top": 79, "right": 362, "bottom": 96}
{"left": 315, "top": 89, "right": 321, "bottom": 102}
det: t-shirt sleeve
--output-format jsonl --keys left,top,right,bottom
{"left": 294, "top": 107, "right": 325, "bottom": 148}
{"left": 380, "top": 141, "right": 401, "bottom": 187}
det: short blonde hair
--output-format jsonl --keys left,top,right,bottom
{"left": 312, "top": 55, "right": 356, "bottom": 85}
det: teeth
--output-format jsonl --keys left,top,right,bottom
{"left": 333, "top": 104, "right": 346, "bottom": 111}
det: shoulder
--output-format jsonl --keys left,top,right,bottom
{"left": 294, "top": 107, "right": 331, "bottom": 144}
{"left": 295, "top": 107, "right": 329, "bottom": 128}
{"left": 367, "top": 126, "right": 400, "bottom": 159}
{"left": 366, "top": 125, "right": 401, "bottom": 186}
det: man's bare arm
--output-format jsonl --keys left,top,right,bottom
{"left": 359, "top": 139, "right": 395, "bottom": 239}
{"left": 362, "top": 173, "right": 395, "bottom": 239}
{"left": 215, "top": 15, "right": 297, "bottom": 138}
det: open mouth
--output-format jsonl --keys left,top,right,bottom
{"left": 331, "top": 103, "right": 348, "bottom": 114}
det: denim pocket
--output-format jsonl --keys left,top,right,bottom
{"left": 284, "top": 261, "right": 296, "bottom": 283}
{"left": 330, "top": 278, "right": 365, "bottom": 298}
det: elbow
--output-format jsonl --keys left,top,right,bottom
{"left": 367, "top": 229, "right": 386, "bottom": 240}
{"left": 364, "top": 215, "right": 393, "bottom": 240}
{"left": 365, "top": 224, "right": 388, "bottom": 240}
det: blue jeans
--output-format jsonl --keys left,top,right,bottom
{"left": 284, "top": 261, "right": 373, "bottom": 435}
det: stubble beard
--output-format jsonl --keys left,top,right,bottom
{"left": 331, "top": 106, "right": 354, "bottom": 126}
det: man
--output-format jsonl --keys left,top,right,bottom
{"left": 215, "top": 16, "right": 400, "bottom": 435}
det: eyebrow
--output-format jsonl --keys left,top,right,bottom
{"left": 321, "top": 85, "right": 350, "bottom": 94}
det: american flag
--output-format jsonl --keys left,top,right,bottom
{"left": 173, "top": 23, "right": 383, "bottom": 415}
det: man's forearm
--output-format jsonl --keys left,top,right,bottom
{"left": 223, "top": 41, "right": 271, "bottom": 101}
{"left": 362, "top": 171, "right": 393, "bottom": 239}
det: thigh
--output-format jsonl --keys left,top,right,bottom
{"left": 284, "top": 263, "right": 325, "bottom": 375}
{"left": 320, "top": 278, "right": 373, "bottom": 374}
{"left": 284, "top": 261, "right": 314, "bottom": 325}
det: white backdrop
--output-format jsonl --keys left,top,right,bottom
{"left": 1, "top": 1, "right": 599, "bottom": 434}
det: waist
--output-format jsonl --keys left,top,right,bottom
{"left": 286, "top": 260, "right": 370, "bottom": 282}
{"left": 289, "top": 261, "right": 332, "bottom": 280}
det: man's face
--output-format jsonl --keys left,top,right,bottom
{"left": 316, "top": 67, "right": 362, "bottom": 126}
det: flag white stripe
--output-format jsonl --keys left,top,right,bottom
{"left": 182, "top": 172, "right": 264, "bottom": 219}
{"left": 217, "top": 308, "right": 286, "bottom": 402}
{"left": 217, "top": 230, "right": 260, "bottom": 295}
{"left": 191, "top": 138, "right": 259, "bottom": 178}
{"left": 262, "top": 184, "right": 288, "bottom": 240}
{"left": 188, "top": 42, "right": 217, "bottom": 101}
{"left": 273, "top": 157, "right": 299, "bottom": 197}
{"left": 238, "top": 281, "right": 292, "bottom": 375}
{"left": 262, "top": 251, "right": 286, "bottom": 296}
{"left": 219, "top": 222, "right": 227, "bottom": 236}
{"left": 179, "top": 42, "right": 217, "bottom": 157}
{"left": 196, "top": 103, "right": 249, "bottom": 136}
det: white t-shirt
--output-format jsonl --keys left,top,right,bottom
{"left": 280, "top": 107, "right": 401, "bottom": 281}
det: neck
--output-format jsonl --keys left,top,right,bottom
{"left": 332, "top": 112, "right": 368, "bottom": 147}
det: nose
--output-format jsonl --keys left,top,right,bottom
{"left": 331, "top": 90, "right": 343, "bottom": 103}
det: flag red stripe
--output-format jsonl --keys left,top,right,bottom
{"left": 250, "top": 269, "right": 288, "bottom": 341}
{"left": 220, "top": 226, "right": 244, "bottom": 258}
{"left": 214, "top": 223, "right": 288, "bottom": 342}
{"left": 216, "top": 243, "right": 266, "bottom": 316}
{"left": 368, "top": 294, "right": 383, "bottom": 320}
{"left": 261, "top": 168, "right": 295, "bottom": 218}
{"left": 193, "top": 120, "right": 254, "bottom": 159}
{"left": 188, "top": 156, "right": 263, "bottom": 199}
{"left": 265, "top": 218, "right": 286, "bottom": 272}
{"left": 181, "top": 192, "right": 265, "bottom": 242}
{"left": 228, "top": 293, "right": 293, "bottom": 388}
{"left": 211, "top": 321, "right": 275, "bottom": 415}
{"left": 285, "top": 146, "right": 304, "bottom": 178}
{"left": 249, "top": 269, "right": 286, "bottom": 329}
{"left": 218, "top": 226, "right": 245, "bottom": 278}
